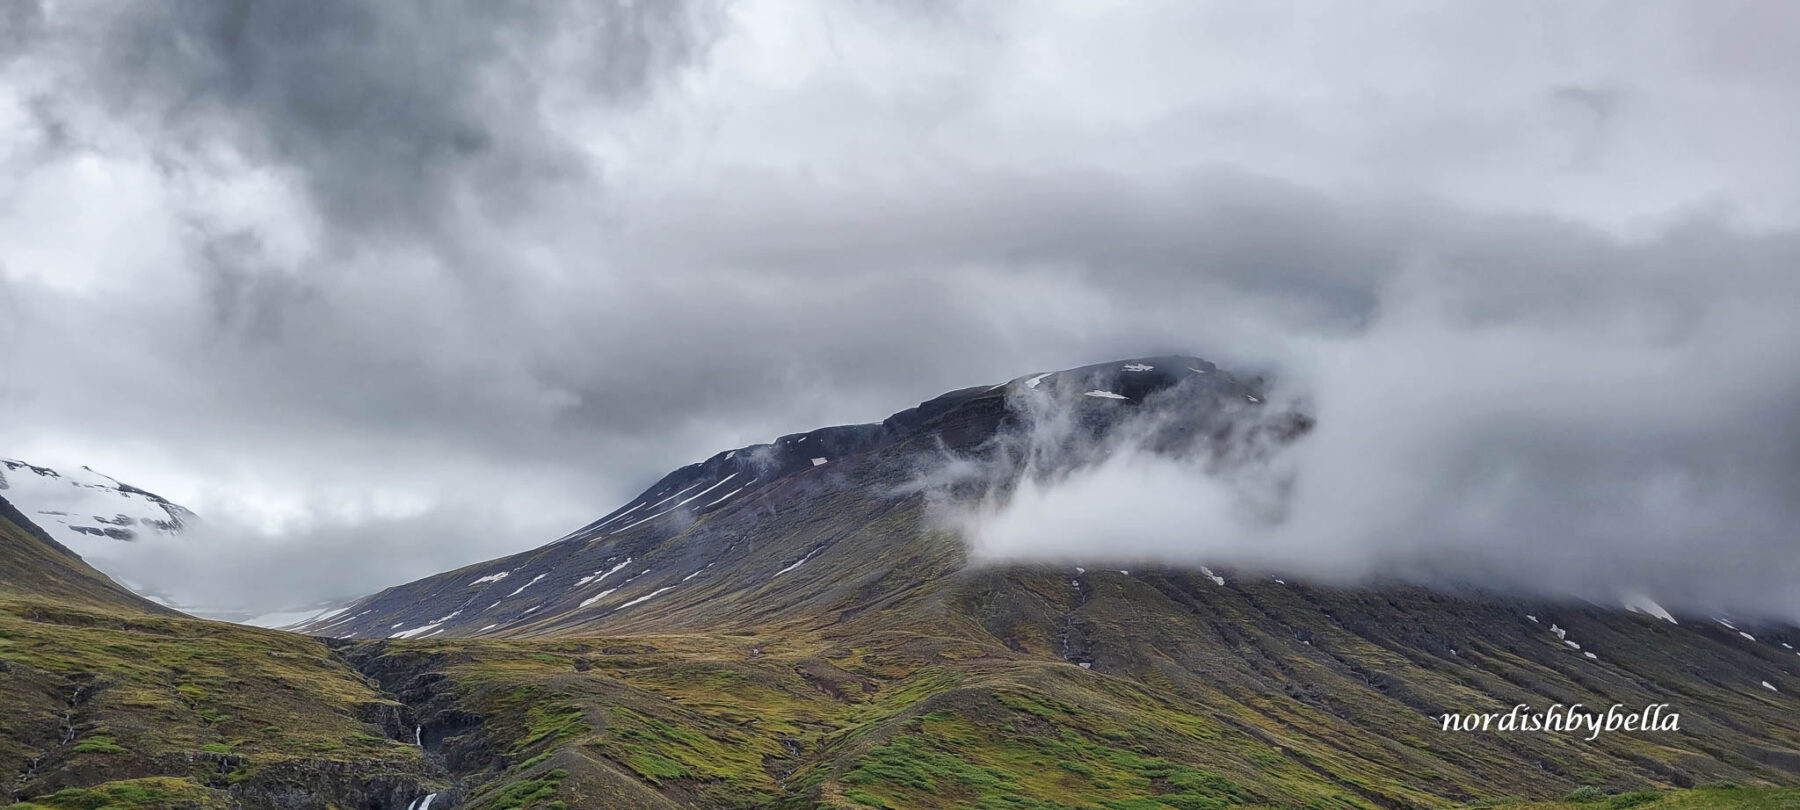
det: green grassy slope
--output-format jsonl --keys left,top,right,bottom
{"left": 0, "top": 495, "right": 171, "bottom": 615}
{"left": 338, "top": 577, "right": 1800, "bottom": 810}
{"left": 0, "top": 496, "right": 445, "bottom": 809}
{"left": 362, "top": 455, "right": 1800, "bottom": 806}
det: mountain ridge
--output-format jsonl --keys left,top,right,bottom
{"left": 6, "top": 356, "right": 1800, "bottom": 808}
{"left": 0, "top": 457, "right": 195, "bottom": 552}
{"left": 0, "top": 492, "right": 175, "bottom": 615}
{"left": 289, "top": 355, "right": 1264, "bottom": 639}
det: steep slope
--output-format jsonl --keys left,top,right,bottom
{"left": 0, "top": 495, "right": 449, "bottom": 809}
{"left": 295, "top": 356, "right": 1265, "bottom": 639}
{"left": 0, "top": 494, "right": 170, "bottom": 615}
{"left": 0, "top": 458, "right": 195, "bottom": 558}
{"left": 291, "top": 357, "right": 1800, "bottom": 809}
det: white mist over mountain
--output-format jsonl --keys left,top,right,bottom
{"left": 958, "top": 255, "right": 1800, "bottom": 622}
{"left": 0, "top": 457, "right": 194, "bottom": 556}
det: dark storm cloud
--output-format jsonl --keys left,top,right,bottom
{"left": 0, "top": 1, "right": 43, "bottom": 63}
{"left": 1, "top": 2, "right": 1797, "bottom": 619}
{"left": 73, "top": 0, "right": 720, "bottom": 241}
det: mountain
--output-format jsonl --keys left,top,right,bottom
{"left": 0, "top": 492, "right": 171, "bottom": 615}
{"left": 5, "top": 357, "right": 1798, "bottom": 809}
{"left": 0, "top": 493, "right": 450, "bottom": 809}
{"left": 292, "top": 356, "right": 1278, "bottom": 640}
{"left": 0, "top": 458, "right": 195, "bottom": 558}
{"left": 0, "top": 459, "right": 359, "bottom": 627}
{"left": 273, "top": 356, "right": 1800, "bottom": 809}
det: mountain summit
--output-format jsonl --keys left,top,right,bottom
{"left": 0, "top": 457, "right": 194, "bottom": 555}
{"left": 292, "top": 355, "right": 1276, "bottom": 639}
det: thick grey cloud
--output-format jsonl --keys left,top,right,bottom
{"left": 1, "top": 1, "right": 1797, "bottom": 619}
{"left": 69, "top": 1, "right": 720, "bottom": 239}
{"left": 959, "top": 215, "right": 1800, "bottom": 620}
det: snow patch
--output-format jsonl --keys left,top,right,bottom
{"left": 619, "top": 587, "right": 675, "bottom": 610}
{"left": 705, "top": 483, "right": 751, "bottom": 508}
{"left": 1123, "top": 363, "right": 1154, "bottom": 372}
{"left": 1623, "top": 595, "right": 1678, "bottom": 624}
{"left": 811, "top": 457, "right": 828, "bottom": 466}
{"left": 1199, "top": 566, "right": 1224, "bottom": 586}
{"left": 611, "top": 475, "right": 736, "bottom": 532}
{"left": 613, "top": 507, "right": 678, "bottom": 533}
{"left": 391, "top": 622, "right": 444, "bottom": 640}
{"left": 672, "top": 473, "right": 739, "bottom": 510}
{"left": 774, "top": 547, "right": 822, "bottom": 577}
{"left": 577, "top": 558, "right": 633, "bottom": 587}
{"left": 1083, "top": 390, "right": 1127, "bottom": 400}
{"left": 471, "top": 571, "right": 511, "bottom": 585}
{"left": 613, "top": 479, "right": 714, "bottom": 531}
{"left": 244, "top": 609, "right": 328, "bottom": 629}
{"left": 304, "top": 606, "right": 349, "bottom": 624}
{"left": 579, "top": 589, "right": 618, "bottom": 608}
{"left": 506, "top": 574, "right": 547, "bottom": 597}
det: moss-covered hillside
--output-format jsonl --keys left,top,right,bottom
{"left": 1, "top": 495, "right": 445, "bottom": 809}
{"left": 335, "top": 585, "right": 1800, "bottom": 810}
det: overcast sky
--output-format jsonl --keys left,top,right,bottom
{"left": 2, "top": 1, "right": 1797, "bottom": 618}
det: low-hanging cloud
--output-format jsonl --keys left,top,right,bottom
{"left": 953, "top": 221, "right": 1800, "bottom": 621}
